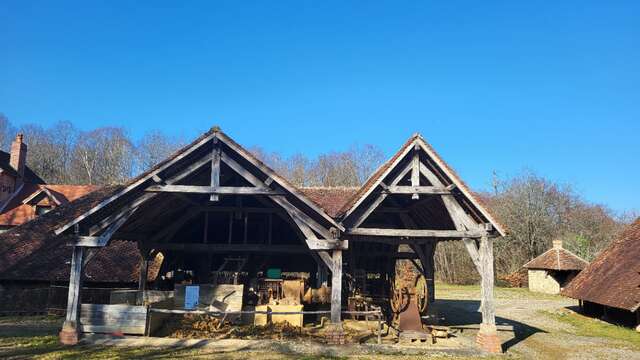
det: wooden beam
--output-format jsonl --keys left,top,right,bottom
{"left": 479, "top": 234, "right": 496, "bottom": 327}
{"left": 317, "top": 251, "right": 334, "bottom": 270}
{"left": 463, "top": 238, "right": 481, "bottom": 272}
{"left": 142, "top": 242, "right": 310, "bottom": 253}
{"left": 384, "top": 186, "right": 450, "bottom": 195}
{"left": 331, "top": 249, "right": 342, "bottom": 323}
{"left": 411, "top": 148, "right": 420, "bottom": 200}
{"left": 200, "top": 206, "right": 277, "bottom": 213}
{"left": 220, "top": 151, "right": 334, "bottom": 239}
{"left": 348, "top": 160, "right": 416, "bottom": 228}
{"left": 347, "top": 228, "right": 484, "bottom": 238}
{"left": 72, "top": 207, "right": 138, "bottom": 247}
{"left": 54, "top": 135, "right": 216, "bottom": 236}
{"left": 305, "top": 238, "right": 349, "bottom": 250}
{"left": 210, "top": 142, "right": 220, "bottom": 201}
{"left": 62, "top": 246, "right": 84, "bottom": 334}
{"left": 217, "top": 132, "right": 344, "bottom": 231}
{"left": 145, "top": 185, "right": 282, "bottom": 195}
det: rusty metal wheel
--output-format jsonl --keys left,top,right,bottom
{"left": 415, "top": 275, "right": 428, "bottom": 314}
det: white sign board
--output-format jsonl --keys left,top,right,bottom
{"left": 184, "top": 285, "right": 199, "bottom": 309}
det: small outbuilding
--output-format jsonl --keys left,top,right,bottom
{"left": 562, "top": 218, "right": 640, "bottom": 329}
{"left": 523, "top": 240, "right": 588, "bottom": 295}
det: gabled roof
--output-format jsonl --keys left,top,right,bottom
{"left": 0, "top": 184, "right": 99, "bottom": 226}
{"left": 523, "top": 246, "right": 588, "bottom": 271}
{"left": 561, "top": 218, "right": 640, "bottom": 312}
{"left": 0, "top": 150, "right": 45, "bottom": 184}
{"left": 53, "top": 127, "right": 342, "bottom": 236}
{"left": 337, "top": 133, "right": 507, "bottom": 236}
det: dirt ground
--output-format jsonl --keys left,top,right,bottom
{"left": 1, "top": 284, "right": 638, "bottom": 359}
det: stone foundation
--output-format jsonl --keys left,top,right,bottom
{"left": 476, "top": 324, "right": 502, "bottom": 353}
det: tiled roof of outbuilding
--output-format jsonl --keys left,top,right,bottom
{"left": 523, "top": 247, "right": 588, "bottom": 271}
{"left": 561, "top": 218, "right": 640, "bottom": 311}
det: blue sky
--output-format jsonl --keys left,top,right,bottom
{"left": 1, "top": 1, "right": 638, "bottom": 214}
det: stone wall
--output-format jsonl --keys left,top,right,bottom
{"left": 528, "top": 269, "right": 560, "bottom": 294}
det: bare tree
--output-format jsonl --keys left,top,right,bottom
{"left": 72, "top": 127, "right": 133, "bottom": 185}
{"left": 135, "top": 130, "right": 184, "bottom": 173}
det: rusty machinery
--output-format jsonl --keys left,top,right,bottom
{"left": 390, "top": 274, "right": 429, "bottom": 341}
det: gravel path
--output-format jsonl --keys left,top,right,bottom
{"left": 436, "top": 285, "right": 640, "bottom": 360}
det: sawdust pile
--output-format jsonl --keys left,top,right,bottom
{"left": 164, "top": 314, "right": 322, "bottom": 341}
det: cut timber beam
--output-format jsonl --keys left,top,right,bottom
{"left": 384, "top": 186, "right": 450, "bottom": 195}
{"left": 145, "top": 185, "right": 283, "bottom": 195}
{"left": 54, "top": 135, "right": 216, "bottom": 236}
{"left": 142, "top": 243, "right": 310, "bottom": 253}
{"left": 210, "top": 145, "right": 221, "bottom": 201}
{"left": 347, "top": 228, "right": 484, "bottom": 238}
{"left": 331, "top": 249, "right": 343, "bottom": 323}
{"left": 220, "top": 151, "right": 333, "bottom": 239}
{"left": 305, "top": 238, "right": 349, "bottom": 250}
{"left": 70, "top": 207, "right": 138, "bottom": 247}
{"left": 411, "top": 146, "right": 420, "bottom": 200}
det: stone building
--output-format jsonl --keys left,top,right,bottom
{"left": 523, "top": 240, "right": 588, "bottom": 294}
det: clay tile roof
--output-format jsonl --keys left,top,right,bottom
{"left": 0, "top": 184, "right": 100, "bottom": 226}
{"left": 0, "top": 184, "right": 160, "bottom": 283}
{"left": 299, "top": 187, "right": 360, "bottom": 218}
{"left": 561, "top": 218, "right": 640, "bottom": 311}
{"left": 523, "top": 246, "right": 588, "bottom": 271}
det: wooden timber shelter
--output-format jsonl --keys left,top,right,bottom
{"left": 48, "top": 127, "right": 506, "bottom": 352}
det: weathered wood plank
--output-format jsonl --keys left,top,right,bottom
{"left": 385, "top": 186, "right": 450, "bottom": 195}
{"left": 145, "top": 185, "right": 282, "bottom": 195}
{"left": 305, "top": 238, "right": 348, "bottom": 250}
{"left": 331, "top": 249, "right": 342, "bottom": 323}
{"left": 479, "top": 234, "right": 496, "bottom": 326}
{"left": 54, "top": 134, "right": 216, "bottom": 235}
{"left": 220, "top": 151, "right": 334, "bottom": 239}
{"left": 143, "top": 243, "right": 310, "bottom": 253}
{"left": 81, "top": 304, "right": 148, "bottom": 313}
{"left": 347, "top": 228, "right": 484, "bottom": 238}
{"left": 63, "top": 246, "right": 84, "bottom": 330}
{"left": 80, "top": 325, "right": 146, "bottom": 335}
{"left": 210, "top": 145, "right": 221, "bottom": 201}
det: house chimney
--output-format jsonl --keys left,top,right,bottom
{"left": 552, "top": 239, "right": 563, "bottom": 249}
{"left": 10, "top": 133, "right": 27, "bottom": 185}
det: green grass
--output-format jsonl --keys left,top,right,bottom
{"left": 0, "top": 321, "right": 493, "bottom": 360}
{"left": 540, "top": 309, "right": 640, "bottom": 350}
{"left": 436, "top": 282, "right": 565, "bottom": 301}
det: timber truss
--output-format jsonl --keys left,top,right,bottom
{"left": 54, "top": 129, "right": 505, "bottom": 352}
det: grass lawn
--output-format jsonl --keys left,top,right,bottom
{"left": 540, "top": 309, "right": 640, "bottom": 350}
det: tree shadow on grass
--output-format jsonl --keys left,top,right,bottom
{"left": 434, "top": 299, "right": 546, "bottom": 352}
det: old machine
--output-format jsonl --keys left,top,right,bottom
{"left": 391, "top": 274, "right": 429, "bottom": 341}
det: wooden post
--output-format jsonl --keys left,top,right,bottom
{"left": 423, "top": 242, "right": 436, "bottom": 303}
{"left": 210, "top": 141, "right": 220, "bottom": 201}
{"left": 138, "top": 256, "right": 149, "bottom": 292}
{"left": 476, "top": 234, "right": 501, "bottom": 353}
{"left": 331, "top": 249, "right": 342, "bottom": 324}
{"left": 316, "top": 263, "right": 328, "bottom": 288}
{"left": 59, "top": 246, "right": 84, "bottom": 345}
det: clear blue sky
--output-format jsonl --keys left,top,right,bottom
{"left": 1, "top": 1, "right": 638, "bottom": 214}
